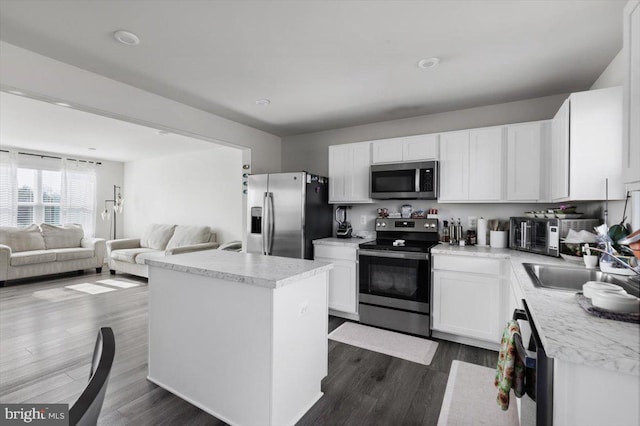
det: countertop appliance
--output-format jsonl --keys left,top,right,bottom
{"left": 509, "top": 217, "right": 600, "bottom": 257}
{"left": 370, "top": 160, "right": 438, "bottom": 200}
{"left": 335, "top": 206, "right": 353, "bottom": 238}
{"left": 358, "top": 218, "right": 439, "bottom": 337}
{"left": 247, "top": 172, "right": 332, "bottom": 259}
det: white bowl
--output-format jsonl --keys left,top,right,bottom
{"left": 582, "top": 281, "right": 626, "bottom": 299}
{"left": 591, "top": 290, "right": 640, "bottom": 313}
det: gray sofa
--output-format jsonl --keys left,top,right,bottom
{"left": 0, "top": 224, "right": 106, "bottom": 286}
{"left": 106, "top": 224, "right": 219, "bottom": 278}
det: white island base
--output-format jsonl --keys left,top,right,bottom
{"left": 146, "top": 252, "right": 330, "bottom": 426}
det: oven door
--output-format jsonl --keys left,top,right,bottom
{"left": 359, "top": 249, "right": 430, "bottom": 310}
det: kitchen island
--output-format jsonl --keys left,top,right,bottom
{"left": 145, "top": 250, "right": 332, "bottom": 426}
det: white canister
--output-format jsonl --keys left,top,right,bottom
{"left": 490, "top": 231, "right": 507, "bottom": 248}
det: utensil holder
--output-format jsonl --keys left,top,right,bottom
{"left": 490, "top": 231, "right": 507, "bottom": 248}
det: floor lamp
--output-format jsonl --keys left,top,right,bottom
{"left": 101, "top": 185, "right": 123, "bottom": 240}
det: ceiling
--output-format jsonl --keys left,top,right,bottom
{"left": 0, "top": 91, "right": 222, "bottom": 162}
{"left": 0, "top": 0, "right": 627, "bottom": 138}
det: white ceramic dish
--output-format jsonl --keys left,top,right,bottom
{"left": 591, "top": 290, "right": 640, "bottom": 313}
{"left": 582, "top": 281, "right": 626, "bottom": 299}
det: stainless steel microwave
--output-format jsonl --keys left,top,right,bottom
{"left": 370, "top": 161, "right": 438, "bottom": 200}
{"left": 509, "top": 217, "right": 600, "bottom": 257}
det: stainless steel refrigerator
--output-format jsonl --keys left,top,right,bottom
{"left": 247, "top": 172, "right": 332, "bottom": 259}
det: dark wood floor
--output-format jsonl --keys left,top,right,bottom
{"left": 0, "top": 271, "right": 497, "bottom": 425}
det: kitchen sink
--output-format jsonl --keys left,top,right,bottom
{"left": 523, "top": 263, "right": 639, "bottom": 297}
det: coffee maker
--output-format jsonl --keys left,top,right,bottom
{"left": 335, "top": 206, "right": 353, "bottom": 238}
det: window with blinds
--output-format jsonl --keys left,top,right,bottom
{"left": 16, "top": 168, "right": 62, "bottom": 227}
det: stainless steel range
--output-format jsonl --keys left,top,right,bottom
{"left": 358, "top": 218, "right": 439, "bottom": 337}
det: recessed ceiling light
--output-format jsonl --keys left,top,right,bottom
{"left": 255, "top": 98, "right": 271, "bottom": 106}
{"left": 88, "top": 147, "right": 97, "bottom": 151}
{"left": 417, "top": 57, "right": 441, "bottom": 69}
{"left": 55, "top": 102, "right": 72, "bottom": 107}
{"left": 113, "top": 30, "right": 140, "bottom": 46}
{"left": 8, "top": 90, "right": 25, "bottom": 96}
{"left": 157, "top": 130, "right": 170, "bottom": 136}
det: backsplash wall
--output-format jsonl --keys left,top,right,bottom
{"left": 333, "top": 201, "right": 614, "bottom": 237}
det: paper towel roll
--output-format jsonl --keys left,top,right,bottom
{"left": 477, "top": 218, "right": 488, "bottom": 246}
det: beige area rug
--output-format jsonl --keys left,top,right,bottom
{"left": 328, "top": 322, "right": 438, "bottom": 365}
{"left": 437, "top": 360, "right": 519, "bottom": 426}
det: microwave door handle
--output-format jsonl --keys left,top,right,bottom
{"left": 521, "top": 222, "right": 527, "bottom": 248}
{"left": 415, "top": 168, "right": 420, "bottom": 192}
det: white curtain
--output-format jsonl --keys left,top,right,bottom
{"left": 0, "top": 151, "right": 18, "bottom": 227}
{"left": 61, "top": 159, "right": 97, "bottom": 237}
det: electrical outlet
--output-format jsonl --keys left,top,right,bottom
{"left": 360, "top": 215, "right": 367, "bottom": 225}
{"left": 468, "top": 216, "right": 478, "bottom": 229}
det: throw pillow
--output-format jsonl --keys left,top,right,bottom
{"left": 166, "top": 225, "right": 211, "bottom": 250}
{"left": 0, "top": 225, "right": 46, "bottom": 252}
{"left": 140, "top": 224, "right": 176, "bottom": 250}
{"left": 41, "top": 223, "right": 84, "bottom": 249}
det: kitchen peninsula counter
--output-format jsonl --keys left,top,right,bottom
{"left": 432, "top": 243, "right": 639, "bottom": 426}
{"left": 146, "top": 250, "right": 332, "bottom": 426}
{"left": 431, "top": 243, "right": 639, "bottom": 375}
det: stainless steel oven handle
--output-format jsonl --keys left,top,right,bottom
{"left": 358, "top": 249, "right": 427, "bottom": 261}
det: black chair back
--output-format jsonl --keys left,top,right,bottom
{"left": 69, "top": 327, "right": 116, "bottom": 426}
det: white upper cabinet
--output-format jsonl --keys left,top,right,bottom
{"left": 371, "top": 134, "right": 439, "bottom": 164}
{"left": 623, "top": 0, "right": 640, "bottom": 190}
{"left": 438, "top": 130, "right": 470, "bottom": 201}
{"left": 550, "top": 87, "right": 624, "bottom": 202}
{"left": 506, "top": 121, "right": 545, "bottom": 201}
{"left": 402, "top": 134, "right": 439, "bottom": 161}
{"left": 371, "top": 138, "right": 403, "bottom": 163}
{"left": 328, "top": 142, "right": 372, "bottom": 204}
{"left": 439, "top": 127, "right": 504, "bottom": 202}
{"left": 550, "top": 99, "right": 570, "bottom": 201}
{"left": 469, "top": 127, "right": 504, "bottom": 201}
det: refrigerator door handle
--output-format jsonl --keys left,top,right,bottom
{"left": 264, "top": 192, "right": 275, "bottom": 255}
{"left": 262, "top": 192, "right": 269, "bottom": 255}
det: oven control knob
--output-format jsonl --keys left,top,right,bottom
{"left": 381, "top": 223, "right": 386, "bottom": 227}
{"left": 430, "top": 223, "right": 436, "bottom": 228}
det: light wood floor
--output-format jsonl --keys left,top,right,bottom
{"left": 0, "top": 271, "right": 497, "bottom": 425}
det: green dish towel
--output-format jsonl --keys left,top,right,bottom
{"left": 495, "top": 320, "right": 525, "bottom": 410}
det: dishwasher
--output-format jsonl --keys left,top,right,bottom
{"left": 513, "top": 300, "right": 554, "bottom": 426}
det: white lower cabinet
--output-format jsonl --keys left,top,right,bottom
{"left": 431, "top": 254, "right": 508, "bottom": 350}
{"left": 314, "top": 244, "right": 359, "bottom": 320}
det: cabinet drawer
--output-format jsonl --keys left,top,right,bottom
{"left": 433, "top": 255, "right": 503, "bottom": 275}
{"left": 314, "top": 245, "right": 357, "bottom": 261}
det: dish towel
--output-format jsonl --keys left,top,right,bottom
{"left": 494, "top": 319, "right": 525, "bottom": 410}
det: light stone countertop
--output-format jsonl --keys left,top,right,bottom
{"left": 146, "top": 250, "right": 333, "bottom": 289}
{"left": 313, "top": 236, "right": 375, "bottom": 248}
{"left": 431, "top": 243, "right": 640, "bottom": 376}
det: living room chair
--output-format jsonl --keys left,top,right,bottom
{"left": 69, "top": 327, "right": 116, "bottom": 426}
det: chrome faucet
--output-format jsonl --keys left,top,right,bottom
{"left": 582, "top": 244, "right": 640, "bottom": 277}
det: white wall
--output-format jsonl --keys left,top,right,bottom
{"left": 590, "top": 49, "right": 624, "bottom": 90}
{"left": 343, "top": 201, "right": 605, "bottom": 237}
{"left": 123, "top": 146, "right": 243, "bottom": 244}
{"left": 0, "top": 42, "right": 282, "bottom": 175}
{"left": 95, "top": 159, "right": 125, "bottom": 240}
{"left": 281, "top": 93, "right": 568, "bottom": 176}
